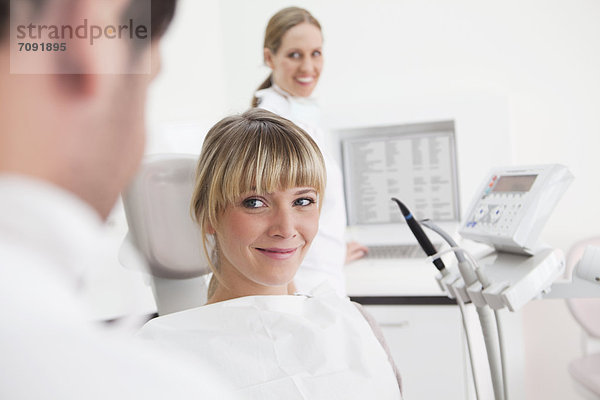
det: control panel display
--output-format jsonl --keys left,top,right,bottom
{"left": 492, "top": 175, "right": 537, "bottom": 193}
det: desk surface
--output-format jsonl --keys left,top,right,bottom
{"left": 344, "top": 239, "right": 496, "bottom": 304}
{"left": 344, "top": 257, "right": 446, "bottom": 297}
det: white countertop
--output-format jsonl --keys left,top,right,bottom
{"left": 344, "top": 257, "right": 446, "bottom": 297}
{"left": 344, "top": 239, "right": 496, "bottom": 298}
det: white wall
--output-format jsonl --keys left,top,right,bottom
{"left": 145, "top": 0, "right": 228, "bottom": 155}
{"left": 142, "top": 1, "right": 600, "bottom": 398}
{"left": 151, "top": 0, "right": 600, "bottom": 251}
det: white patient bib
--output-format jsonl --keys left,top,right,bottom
{"left": 138, "top": 285, "right": 401, "bottom": 400}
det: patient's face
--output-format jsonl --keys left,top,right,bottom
{"left": 214, "top": 186, "right": 319, "bottom": 296}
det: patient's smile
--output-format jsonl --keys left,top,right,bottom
{"left": 255, "top": 246, "right": 300, "bottom": 260}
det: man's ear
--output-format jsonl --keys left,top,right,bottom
{"left": 264, "top": 47, "right": 275, "bottom": 69}
{"left": 55, "top": 73, "right": 97, "bottom": 99}
{"left": 53, "top": 0, "right": 98, "bottom": 96}
{"left": 54, "top": 0, "right": 129, "bottom": 97}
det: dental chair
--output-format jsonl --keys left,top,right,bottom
{"left": 565, "top": 237, "right": 600, "bottom": 399}
{"left": 120, "top": 154, "right": 211, "bottom": 316}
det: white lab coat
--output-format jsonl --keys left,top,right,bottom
{"left": 0, "top": 175, "right": 235, "bottom": 399}
{"left": 255, "top": 85, "right": 348, "bottom": 296}
{"left": 138, "top": 284, "right": 402, "bottom": 400}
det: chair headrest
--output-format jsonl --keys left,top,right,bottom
{"left": 122, "top": 154, "right": 211, "bottom": 279}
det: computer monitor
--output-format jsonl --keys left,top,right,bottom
{"left": 340, "top": 120, "right": 460, "bottom": 226}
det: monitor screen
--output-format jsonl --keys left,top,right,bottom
{"left": 341, "top": 121, "right": 459, "bottom": 225}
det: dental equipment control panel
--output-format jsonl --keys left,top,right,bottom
{"left": 459, "top": 164, "right": 573, "bottom": 255}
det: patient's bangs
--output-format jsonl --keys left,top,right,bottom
{"left": 205, "top": 113, "right": 326, "bottom": 211}
{"left": 233, "top": 134, "right": 323, "bottom": 199}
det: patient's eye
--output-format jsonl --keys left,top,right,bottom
{"left": 294, "top": 197, "right": 316, "bottom": 207}
{"left": 242, "top": 198, "right": 266, "bottom": 209}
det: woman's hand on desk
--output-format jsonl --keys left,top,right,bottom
{"left": 345, "top": 241, "right": 368, "bottom": 264}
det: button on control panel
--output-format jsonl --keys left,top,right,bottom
{"left": 464, "top": 180, "right": 526, "bottom": 236}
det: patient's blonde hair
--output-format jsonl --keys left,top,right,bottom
{"left": 191, "top": 108, "right": 326, "bottom": 296}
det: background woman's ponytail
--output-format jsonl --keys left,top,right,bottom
{"left": 251, "top": 74, "right": 273, "bottom": 107}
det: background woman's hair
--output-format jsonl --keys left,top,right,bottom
{"left": 251, "top": 6, "right": 321, "bottom": 107}
{"left": 191, "top": 108, "right": 326, "bottom": 297}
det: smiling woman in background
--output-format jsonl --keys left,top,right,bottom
{"left": 252, "top": 7, "right": 367, "bottom": 297}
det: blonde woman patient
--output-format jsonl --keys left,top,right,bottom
{"left": 138, "top": 109, "right": 402, "bottom": 399}
{"left": 253, "top": 7, "right": 367, "bottom": 296}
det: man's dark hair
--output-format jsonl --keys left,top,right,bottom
{"left": 0, "top": 0, "right": 8, "bottom": 40}
{"left": 125, "top": 0, "right": 177, "bottom": 41}
{"left": 149, "top": 0, "right": 177, "bottom": 40}
{"left": 0, "top": 0, "right": 177, "bottom": 42}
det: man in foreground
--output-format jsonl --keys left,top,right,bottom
{"left": 0, "top": 0, "right": 233, "bottom": 397}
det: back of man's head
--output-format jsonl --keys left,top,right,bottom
{"left": 0, "top": 0, "right": 178, "bottom": 219}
